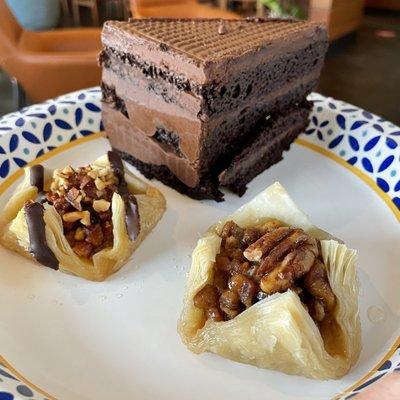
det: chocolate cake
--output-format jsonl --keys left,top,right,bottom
{"left": 100, "top": 18, "right": 328, "bottom": 201}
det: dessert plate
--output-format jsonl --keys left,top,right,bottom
{"left": 0, "top": 88, "right": 398, "bottom": 400}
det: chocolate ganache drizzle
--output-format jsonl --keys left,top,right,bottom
{"left": 108, "top": 151, "right": 140, "bottom": 241}
{"left": 29, "top": 165, "right": 44, "bottom": 192}
{"left": 24, "top": 201, "right": 59, "bottom": 270}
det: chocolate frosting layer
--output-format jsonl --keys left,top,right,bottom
{"left": 108, "top": 151, "right": 140, "bottom": 241}
{"left": 24, "top": 202, "right": 59, "bottom": 270}
{"left": 30, "top": 165, "right": 44, "bottom": 192}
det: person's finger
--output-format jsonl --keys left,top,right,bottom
{"left": 355, "top": 371, "right": 400, "bottom": 399}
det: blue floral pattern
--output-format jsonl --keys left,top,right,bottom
{"left": 0, "top": 88, "right": 399, "bottom": 399}
{"left": 310, "top": 93, "right": 400, "bottom": 210}
{"left": 0, "top": 88, "right": 102, "bottom": 180}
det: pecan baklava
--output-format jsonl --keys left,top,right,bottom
{"left": 178, "top": 182, "right": 361, "bottom": 379}
{"left": 0, "top": 152, "right": 166, "bottom": 281}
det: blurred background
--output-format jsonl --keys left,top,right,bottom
{"left": 0, "top": 0, "right": 399, "bottom": 124}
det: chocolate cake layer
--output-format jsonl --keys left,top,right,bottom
{"left": 219, "top": 106, "right": 311, "bottom": 195}
{"left": 104, "top": 102, "right": 311, "bottom": 199}
{"left": 112, "top": 105, "right": 308, "bottom": 200}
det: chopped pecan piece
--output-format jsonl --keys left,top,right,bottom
{"left": 303, "top": 259, "right": 336, "bottom": 312}
{"left": 93, "top": 199, "right": 111, "bottom": 213}
{"left": 225, "top": 235, "right": 240, "bottom": 249}
{"left": 241, "top": 227, "right": 262, "bottom": 247}
{"left": 51, "top": 195, "right": 71, "bottom": 213}
{"left": 94, "top": 177, "right": 106, "bottom": 191}
{"left": 228, "top": 273, "right": 256, "bottom": 308}
{"left": 260, "top": 219, "right": 284, "bottom": 233}
{"left": 225, "top": 247, "right": 246, "bottom": 262}
{"left": 220, "top": 220, "right": 244, "bottom": 242}
{"left": 206, "top": 307, "right": 224, "bottom": 322}
{"left": 65, "top": 187, "right": 82, "bottom": 211}
{"left": 74, "top": 227, "right": 85, "bottom": 241}
{"left": 99, "top": 210, "right": 112, "bottom": 221}
{"left": 193, "top": 284, "right": 219, "bottom": 309}
{"left": 62, "top": 165, "right": 74, "bottom": 176}
{"left": 215, "top": 254, "right": 230, "bottom": 271}
{"left": 213, "top": 270, "right": 228, "bottom": 295}
{"left": 101, "top": 221, "right": 113, "bottom": 246}
{"left": 65, "top": 230, "right": 76, "bottom": 246}
{"left": 308, "top": 298, "right": 325, "bottom": 322}
{"left": 79, "top": 174, "right": 93, "bottom": 190}
{"left": 193, "top": 284, "right": 225, "bottom": 322}
{"left": 219, "top": 290, "right": 241, "bottom": 319}
{"left": 63, "top": 210, "right": 91, "bottom": 226}
{"left": 72, "top": 241, "right": 93, "bottom": 258}
{"left": 84, "top": 224, "right": 104, "bottom": 248}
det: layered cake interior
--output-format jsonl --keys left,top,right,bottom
{"left": 100, "top": 18, "right": 328, "bottom": 200}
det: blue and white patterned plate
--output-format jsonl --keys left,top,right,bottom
{"left": 0, "top": 88, "right": 398, "bottom": 400}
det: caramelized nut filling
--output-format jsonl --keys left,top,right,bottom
{"left": 194, "top": 220, "right": 336, "bottom": 324}
{"left": 44, "top": 165, "right": 118, "bottom": 259}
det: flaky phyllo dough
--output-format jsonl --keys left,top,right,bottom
{"left": 0, "top": 153, "right": 165, "bottom": 281}
{"left": 178, "top": 182, "right": 361, "bottom": 379}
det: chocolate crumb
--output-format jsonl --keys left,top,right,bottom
{"left": 218, "top": 23, "right": 227, "bottom": 35}
{"left": 159, "top": 43, "right": 169, "bottom": 51}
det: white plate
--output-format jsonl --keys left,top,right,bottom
{"left": 0, "top": 89, "right": 398, "bottom": 400}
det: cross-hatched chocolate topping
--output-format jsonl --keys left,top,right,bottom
{"left": 103, "top": 18, "right": 322, "bottom": 63}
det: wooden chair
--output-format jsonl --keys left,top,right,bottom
{"left": 72, "top": 0, "right": 100, "bottom": 26}
{"left": 106, "top": 0, "right": 131, "bottom": 20}
{"left": 131, "top": 0, "right": 239, "bottom": 19}
{"left": 0, "top": 0, "right": 101, "bottom": 103}
{"left": 220, "top": 0, "right": 264, "bottom": 17}
{"left": 308, "top": 0, "right": 365, "bottom": 40}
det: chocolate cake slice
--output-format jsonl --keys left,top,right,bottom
{"left": 100, "top": 18, "right": 328, "bottom": 201}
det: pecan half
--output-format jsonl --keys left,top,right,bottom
{"left": 243, "top": 226, "right": 292, "bottom": 262}
{"left": 260, "top": 236, "right": 318, "bottom": 294}
{"left": 257, "top": 229, "right": 313, "bottom": 277}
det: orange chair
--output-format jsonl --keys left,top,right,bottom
{"left": 0, "top": 0, "right": 101, "bottom": 104}
{"left": 131, "top": 0, "right": 239, "bottom": 19}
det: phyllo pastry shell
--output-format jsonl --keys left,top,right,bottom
{"left": 178, "top": 182, "right": 361, "bottom": 379}
{"left": 0, "top": 151, "right": 166, "bottom": 281}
